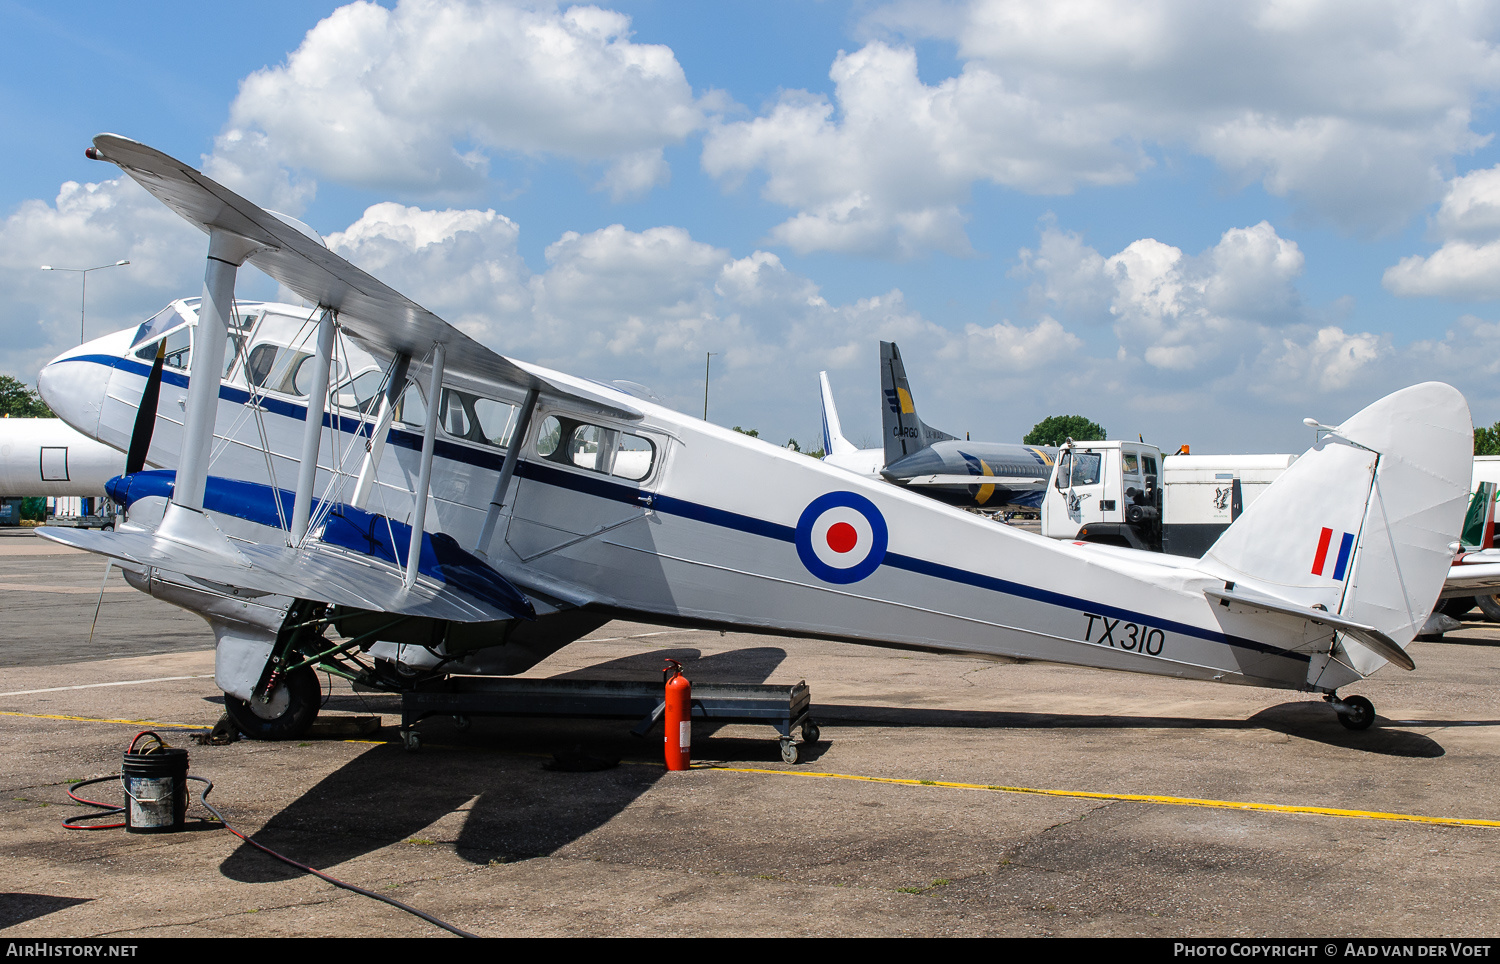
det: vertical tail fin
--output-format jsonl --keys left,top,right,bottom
{"left": 1198, "top": 383, "right": 1471, "bottom": 675}
{"left": 880, "top": 341, "right": 954, "bottom": 467}
{"left": 819, "top": 372, "right": 857, "bottom": 457}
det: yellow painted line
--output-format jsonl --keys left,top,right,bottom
{"left": 701, "top": 765, "right": 1500, "bottom": 829}
{"left": 0, "top": 710, "right": 203, "bottom": 728}
{"left": 16, "top": 707, "right": 1496, "bottom": 829}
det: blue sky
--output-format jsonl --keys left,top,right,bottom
{"left": 6, "top": 0, "right": 1500, "bottom": 454}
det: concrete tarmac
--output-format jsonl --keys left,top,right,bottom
{"left": 1, "top": 528, "right": 1498, "bottom": 938}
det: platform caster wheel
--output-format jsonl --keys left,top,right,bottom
{"left": 801, "top": 721, "right": 821, "bottom": 744}
{"left": 780, "top": 739, "right": 800, "bottom": 764}
{"left": 402, "top": 730, "right": 423, "bottom": 752}
{"left": 222, "top": 666, "right": 319, "bottom": 741}
{"left": 1336, "top": 695, "right": 1375, "bottom": 731}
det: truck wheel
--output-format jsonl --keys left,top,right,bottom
{"left": 223, "top": 666, "right": 320, "bottom": 740}
{"left": 1476, "top": 594, "right": 1500, "bottom": 623}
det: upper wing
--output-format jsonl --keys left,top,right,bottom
{"left": 88, "top": 133, "right": 639, "bottom": 421}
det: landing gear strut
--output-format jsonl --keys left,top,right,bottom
{"left": 1328, "top": 693, "right": 1375, "bottom": 731}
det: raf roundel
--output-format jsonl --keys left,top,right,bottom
{"left": 795, "top": 491, "right": 889, "bottom": 584}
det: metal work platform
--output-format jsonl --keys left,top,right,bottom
{"left": 400, "top": 676, "right": 817, "bottom": 762}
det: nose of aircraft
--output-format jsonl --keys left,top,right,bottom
{"left": 37, "top": 329, "right": 135, "bottom": 441}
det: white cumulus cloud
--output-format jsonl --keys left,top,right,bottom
{"left": 223, "top": 0, "right": 710, "bottom": 198}
{"left": 707, "top": 0, "right": 1500, "bottom": 256}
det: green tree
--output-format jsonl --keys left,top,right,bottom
{"left": 1024, "top": 415, "right": 1106, "bottom": 447}
{"left": 731, "top": 426, "right": 760, "bottom": 438}
{"left": 0, "top": 375, "right": 52, "bottom": 418}
{"left": 1476, "top": 421, "right": 1500, "bottom": 456}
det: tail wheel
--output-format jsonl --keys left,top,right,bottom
{"left": 1336, "top": 695, "right": 1375, "bottom": 731}
{"left": 224, "top": 665, "right": 321, "bottom": 740}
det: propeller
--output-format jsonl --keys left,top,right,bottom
{"left": 124, "top": 341, "right": 166, "bottom": 475}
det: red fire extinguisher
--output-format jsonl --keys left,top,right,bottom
{"left": 664, "top": 658, "right": 691, "bottom": 771}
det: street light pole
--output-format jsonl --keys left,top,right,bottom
{"left": 40, "top": 259, "right": 130, "bottom": 344}
{"left": 703, "top": 351, "right": 717, "bottom": 421}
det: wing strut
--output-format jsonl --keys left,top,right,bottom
{"left": 177, "top": 229, "right": 265, "bottom": 514}
{"left": 405, "top": 344, "right": 445, "bottom": 589}
{"left": 476, "top": 385, "right": 540, "bottom": 555}
{"left": 289, "top": 308, "right": 335, "bottom": 545}
{"left": 352, "top": 353, "right": 411, "bottom": 509}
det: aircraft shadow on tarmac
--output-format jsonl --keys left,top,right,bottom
{"left": 219, "top": 646, "right": 798, "bottom": 882}
{"left": 816, "top": 701, "right": 1457, "bottom": 758}
{"left": 0, "top": 893, "right": 92, "bottom": 929}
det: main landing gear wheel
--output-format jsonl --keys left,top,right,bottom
{"left": 1476, "top": 594, "right": 1500, "bottom": 623}
{"left": 1335, "top": 694, "right": 1375, "bottom": 731}
{"left": 223, "top": 665, "right": 320, "bottom": 741}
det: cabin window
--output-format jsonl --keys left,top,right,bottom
{"left": 1141, "top": 455, "right": 1158, "bottom": 477}
{"left": 438, "top": 388, "right": 519, "bottom": 448}
{"left": 245, "top": 344, "right": 324, "bottom": 397}
{"left": 333, "top": 369, "right": 387, "bottom": 415}
{"left": 534, "top": 414, "right": 655, "bottom": 481}
{"left": 1122, "top": 453, "right": 1140, "bottom": 475}
{"left": 393, "top": 382, "right": 426, "bottom": 426}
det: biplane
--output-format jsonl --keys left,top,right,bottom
{"left": 36, "top": 135, "right": 1472, "bottom": 742}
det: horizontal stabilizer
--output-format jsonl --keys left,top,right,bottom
{"left": 1205, "top": 586, "right": 1414, "bottom": 671}
{"left": 87, "top": 134, "right": 639, "bottom": 422}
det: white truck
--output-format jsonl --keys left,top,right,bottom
{"left": 1040, "top": 440, "right": 1296, "bottom": 556}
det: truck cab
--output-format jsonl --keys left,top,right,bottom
{"left": 1040, "top": 441, "right": 1163, "bottom": 550}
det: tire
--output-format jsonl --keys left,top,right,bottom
{"left": 1441, "top": 597, "right": 1476, "bottom": 619}
{"left": 1336, "top": 695, "right": 1375, "bottom": 731}
{"left": 223, "top": 666, "right": 321, "bottom": 740}
{"left": 1476, "top": 594, "right": 1500, "bottom": 623}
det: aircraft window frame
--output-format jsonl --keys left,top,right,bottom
{"left": 332, "top": 369, "right": 387, "bottom": 416}
{"left": 533, "top": 413, "right": 656, "bottom": 483}
{"left": 437, "top": 387, "right": 520, "bottom": 449}
{"left": 243, "top": 342, "right": 337, "bottom": 398}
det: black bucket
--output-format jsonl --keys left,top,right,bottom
{"left": 121, "top": 746, "right": 189, "bottom": 833}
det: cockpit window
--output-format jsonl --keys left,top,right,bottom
{"left": 134, "top": 325, "right": 188, "bottom": 365}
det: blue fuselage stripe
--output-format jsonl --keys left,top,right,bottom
{"left": 77, "top": 353, "right": 1299, "bottom": 664}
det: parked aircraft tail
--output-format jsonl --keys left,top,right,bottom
{"left": 1197, "top": 383, "right": 1471, "bottom": 679}
{"left": 880, "top": 341, "right": 955, "bottom": 467}
{"left": 819, "top": 371, "right": 857, "bottom": 457}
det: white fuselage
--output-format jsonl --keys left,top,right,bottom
{"left": 37, "top": 302, "right": 1399, "bottom": 696}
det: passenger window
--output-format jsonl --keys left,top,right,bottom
{"left": 614, "top": 434, "right": 654, "bottom": 481}
{"left": 535, "top": 414, "right": 654, "bottom": 481}
{"left": 245, "top": 344, "right": 317, "bottom": 396}
{"left": 1122, "top": 453, "right": 1139, "bottom": 475}
{"left": 393, "top": 382, "right": 426, "bottom": 426}
{"left": 438, "top": 388, "right": 519, "bottom": 447}
{"left": 334, "top": 370, "right": 387, "bottom": 415}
